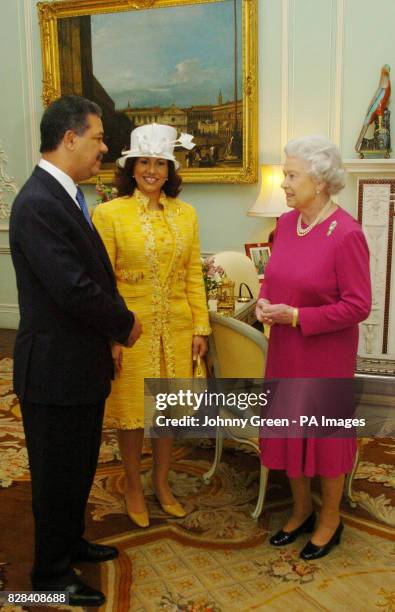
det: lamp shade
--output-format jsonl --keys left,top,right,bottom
{"left": 248, "top": 164, "right": 289, "bottom": 217}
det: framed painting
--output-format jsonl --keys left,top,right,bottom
{"left": 37, "top": 0, "right": 258, "bottom": 184}
{"left": 245, "top": 242, "right": 271, "bottom": 280}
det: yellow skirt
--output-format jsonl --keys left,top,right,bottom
{"left": 104, "top": 339, "right": 192, "bottom": 430}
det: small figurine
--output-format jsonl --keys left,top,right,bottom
{"left": 355, "top": 64, "right": 391, "bottom": 158}
{"left": 217, "top": 279, "right": 235, "bottom": 317}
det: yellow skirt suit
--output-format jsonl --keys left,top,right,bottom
{"left": 93, "top": 189, "right": 211, "bottom": 429}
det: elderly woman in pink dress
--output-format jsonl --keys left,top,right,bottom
{"left": 256, "top": 135, "right": 371, "bottom": 560}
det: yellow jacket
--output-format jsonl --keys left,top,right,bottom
{"left": 93, "top": 189, "right": 210, "bottom": 428}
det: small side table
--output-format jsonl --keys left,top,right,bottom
{"left": 208, "top": 298, "right": 257, "bottom": 326}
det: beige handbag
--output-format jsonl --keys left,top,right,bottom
{"left": 193, "top": 354, "right": 207, "bottom": 378}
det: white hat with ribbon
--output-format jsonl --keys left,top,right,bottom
{"left": 116, "top": 123, "right": 195, "bottom": 170}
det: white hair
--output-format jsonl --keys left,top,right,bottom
{"left": 284, "top": 135, "right": 346, "bottom": 195}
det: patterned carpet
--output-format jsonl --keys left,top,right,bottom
{"left": 1, "top": 356, "right": 395, "bottom": 611}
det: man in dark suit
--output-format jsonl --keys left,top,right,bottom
{"left": 9, "top": 95, "right": 142, "bottom": 607}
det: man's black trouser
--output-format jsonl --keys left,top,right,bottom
{"left": 21, "top": 400, "right": 105, "bottom": 586}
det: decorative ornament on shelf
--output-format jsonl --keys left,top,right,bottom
{"left": 355, "top": 64, "right": 391, "bottom": 159}
{"left": 95, "top": 178, "right": 118, "bottom": 204}
{"left": 201, "top": 256, "right": 226, "bottom": 300}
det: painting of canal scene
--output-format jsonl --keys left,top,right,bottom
{"left": 38, "top": 0, "right": 257, "bottom": 183}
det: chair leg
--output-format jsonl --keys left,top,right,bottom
{"left": 202, "top": 428, "right": 224, "bottom": 484}
{"left": 344, "top": 446, "right": 360, "bottom": 508}
{"left": 251, "top": 465, "right": 269, "bottom": 520}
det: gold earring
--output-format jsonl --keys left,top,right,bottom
{"left": 316, "top": 189, "right": 320, "bottom": 195}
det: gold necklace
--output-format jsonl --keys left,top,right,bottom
{"left": 296, "top": 199, "right": 333, "bottom": 237}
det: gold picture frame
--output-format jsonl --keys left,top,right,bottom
{"left": 37, "top": 0, "right": 258, "bottom": 184}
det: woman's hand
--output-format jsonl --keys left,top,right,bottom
{"left": 111, "top": 343, "right": 123, "bottom": 373}
{"left": 192, "top": 335, "right": 208, "bottom": 360}
{"left": 256, "top": 298, "right": 272, "bottom": 324}
{"left": 256, "top": 301, "right": 294, "bottom": 326}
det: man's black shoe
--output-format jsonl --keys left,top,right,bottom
{"left": 33, "top": 576, "right": 105, "bottom": 607}
{"left": 73, "top": 541, "right": 119, "bottom": 563}
{"left": 64, "top": 578, "right": 105, "bottom": 607}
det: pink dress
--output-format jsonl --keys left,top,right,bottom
{"left": 259, "top": 207, "right": 371, "bottom": 478}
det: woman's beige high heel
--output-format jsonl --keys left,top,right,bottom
{"left": 125, "top": 494, "right": 149, "bottom": 528}
{"left": 151, "top": 477, "right": 187, "bottom": 518}
{"left": 157, "top": 498, "right": 187, "bottom": 518}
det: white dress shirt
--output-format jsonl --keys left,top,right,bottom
{"left": 38, "top": 158, "right": 81, "bottom": 210}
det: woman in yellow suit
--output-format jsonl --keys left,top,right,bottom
{"left": 93, "top": 124, "right": 210, "bottom": 527}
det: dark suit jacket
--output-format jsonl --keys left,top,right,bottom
{"left": 9, "top": 166, "right": 134, "bottom": 405}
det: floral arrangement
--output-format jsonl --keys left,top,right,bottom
{"left": 95, "top": 178, "right": 118, "bottom": 204}
{"left": 201, "top": 256, "right": 226, "bottom": 299}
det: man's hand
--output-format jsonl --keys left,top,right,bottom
{"left": 126, "top": 315, "right": 142, "bottom": 347}
{"left": 111, "top": 343, "right": 123, "bottom": 373}
{"left": 192, "top": 335, "right": 208, "bottom": 361}
{"left": 256, "top": 301, "right": 294, "bottom": 326}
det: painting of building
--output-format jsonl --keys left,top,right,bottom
{"left": 38, "top": 0, "right": 258, "bottom": 182}
{"left": 55, "top": 0, "right": 243, "bottom": 167}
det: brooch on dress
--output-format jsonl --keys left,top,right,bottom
{"left": 327, "top": 220, "right": 337, "bottom": 236}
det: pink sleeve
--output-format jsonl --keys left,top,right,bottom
{"left": 298, "top": 230, "right": 372, "bottom": 336}
{"left": 258, "top": 280, "right": 269, "bottom": 300}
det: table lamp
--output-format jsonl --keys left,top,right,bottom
{"left": 248, "top": 164, "right": 289, "bottom": 218}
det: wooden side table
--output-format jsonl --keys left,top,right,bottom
{"left": 208, "top": 298, "right": 257, "bottom": 326}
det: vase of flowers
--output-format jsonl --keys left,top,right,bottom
{"left": 95, "top": 178, "right": 118, "bottom": 204}
{"left": 201, "top": 256, "right": 226, "bottom": 301}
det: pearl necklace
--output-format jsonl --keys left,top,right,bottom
{"left": 296, "top": 199, "right": 333, "bottom": 237}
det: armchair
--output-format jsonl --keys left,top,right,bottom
{"left": 203, "top": 311, "right": 269, "bottom": 519}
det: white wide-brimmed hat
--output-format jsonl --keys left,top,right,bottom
{"left": 116, "top": 123, "right": 195, "bottom": 170}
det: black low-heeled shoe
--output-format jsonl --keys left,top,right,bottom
{"left": 269, "top": 511, "right": 316, "bottom": 546}
{"left": 300, "top": 521, "right": 343, "bottom": 560}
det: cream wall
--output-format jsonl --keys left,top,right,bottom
{"left": 1, "top": 0, "right": 395, "bottom": 328}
